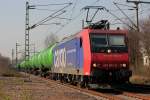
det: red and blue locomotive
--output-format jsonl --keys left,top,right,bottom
{"left": 51, "top": 20, "right": 132, "bottom": 87}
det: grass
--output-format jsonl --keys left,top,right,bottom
{"left": 0, "top": 66, "right": 22, "bottom": 77}
{"left": 0, "top": 81, "right": 10, "bottom": 100}
{"left": 21, "top": 90, "right": 33, "bottom": 100}
{"left": 0, "top": 76, "right": 34, "bottom": 100}
{"left": 0, "top": 64, "right": 34, "bottom": 100}
{"left": 130, "top": 76, "right": 150, "bottom": 85}
{"left": 0, "top": 94, "right": 11, "bottom": 100}
{"left": 130, "top": 65, "right": 150, "bottom": 85}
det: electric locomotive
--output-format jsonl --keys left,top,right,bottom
{"left": 51, "top": 20, "right": 132, "bottom": 86}
{"left": 18, "top": 20, "right": 132, "bottom": 87}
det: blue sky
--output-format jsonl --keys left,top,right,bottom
{"left": 0, "top": 0, "right": 150, "bottom": 58}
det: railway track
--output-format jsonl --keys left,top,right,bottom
{"left": 111, "top": 83, "right": 150, "bottom": 100}
{"left": 21, "top": 72, "right": 150, "bottom": 100}
{"left": 121, "top": 92, "right": 150, "bottom": 100}
{"left": 31, "top": 75, "right": 121, "bottom": 100}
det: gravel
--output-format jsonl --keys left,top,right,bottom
{"left": 0, "top": 76, "right": 98, "bottom": 100}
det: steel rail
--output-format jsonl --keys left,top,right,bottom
{"left": 23, "top": 73, "right": 122, "bottom": 100}
{"left": 21, "top": 72, "right": 150, "bottom": 100}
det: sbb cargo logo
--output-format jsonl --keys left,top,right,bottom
{"left": 54, "top": 48, "right": 66, "bottom": 68}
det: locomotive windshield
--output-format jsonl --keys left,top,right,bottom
{"left": 109, "top": 35, "right": 125, "bottom": 46}
{"left": 90, "top": 34, "right": 107, "bottom": 46}
{"left": 90, "top": 33, "right": 127, "bottom": 53}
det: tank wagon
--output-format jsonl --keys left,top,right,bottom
{"left": 18, "top": 45, "right": 55, "bottom": 76}
{"left": 18, "top": 20, "right": 132, "bottom": 87}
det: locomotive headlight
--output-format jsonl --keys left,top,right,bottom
{"left": 93, "top": 63, "right": 97, "bottom": 67}
{"left": 107, "top": 49, "right": 111, "bottom": 53}
{"left": 122, "top": 64, "right": 126, "bottom": 67}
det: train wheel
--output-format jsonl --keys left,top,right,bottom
{"left": 77, "top": 76, "right": 86, "bottom": 88}
{"left": 79, "top": 81, "right": 86, "bottom": 88}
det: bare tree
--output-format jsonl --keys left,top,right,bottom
{"left": 44, "top": 33, "right": 58, "bottom": 48}
{"left": 0, "top": 53, "right": 11, "bottom": 68}
{"left": 128, "top": 30, "right": 142, "bottom": 68}
{"left": 140, "top": 16, "right": 150, "bottom": 59}
{"left": 127, "top": 16, "right": 150, "bottom": 76}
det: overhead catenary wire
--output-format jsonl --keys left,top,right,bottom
{"left": 113, "top": 2, "right": 136, "bottom": 8}
{"left": 36, "top": 10, "right": 66, "bottom": 26}
{"left": 31, "top": 3, "right": 72, "bottom": 27}
{"left": 55, "top": 17, "right": 72, "bottom": 21}
{"left": 54, "top": 10, "right": 84, "bottom": 35}
{"left": 33, "top": 2, "right": 72, "bottom": 7}
{"left": 29, "top": 3, "right": 72, "bottom": 29}
{"left": 35, "top": 0, "right": 143, "bottom": 52}
{"left": 108, "top": 8, "right": 135, "bottom": 12}
{"left": 110, "top": 7, "right": 150, "bottom": 27}
{"left": 52, "top": 0, "right": 103, "bottom": 35}
{"left": 70, "top": 0, "right": 79, "bottom": 19}
{"left": 26, "top": 0, "right": 150, "bottom": 52}
{"left": 126, "top": 0, "right": 150, "bottom": 32}
{"left": 39, "top": 0, "right": 144, "bottom": 41}
{"left": 52, "top": 1, "right": 110, "bottom": 36}
{"left": 106, "top": 4, "right": 150, "bottom": 29}
{"left": 113, "top": 2, "right": 137, "bottom": 29}
{"left": 54, "top": 0, "right": 103, "bottom": 34}
{"left": 104, "top": 7, "right": 137, "bottom": 31}
{"left": 35, "top": 8, "right": 72, "bottom": 20}
{"left": 35, "top": 8, "right": 59, "bottom": 12}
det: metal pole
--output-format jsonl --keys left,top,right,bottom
{"left": 25, "top": 2, "right": 30, "bottom": 62}
{"left": 126, "top": 0, "right": 150, "bottom": 32}
{"left": 16, "top": 43, "right": 18, "bottom": 65}
{"left": 24, "top": 2, "right": 31, "bottom": 82}
{"left": 12, "top": 49, "right": 14, "bottom": 65}
{"left": 34, "top": 44, "right": 35, "bottom": 56}
{"left": 135, "top": 3, "right": 139, "bottom": 32}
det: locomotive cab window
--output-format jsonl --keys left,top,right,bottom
{"left": 109, "top": 35, "right": 126, "bottom": 46}
{"left": 90, "top": 34, "right": 107, "bottom": 47}
{"left": 90, "top": 33, "right": 128, "bottom": 53}
{"left": 90, "top": 33, "right": 108, "bottom": 53}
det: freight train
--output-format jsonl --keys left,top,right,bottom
{"left": 18, "top": 20, "right": 132, "bottom": 87}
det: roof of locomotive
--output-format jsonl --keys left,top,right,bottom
{"left": 56, "top": 28, "right": 128, "bottom": 46}
{"left": 88, "top": 29, "right": 128, "bottom": 34}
